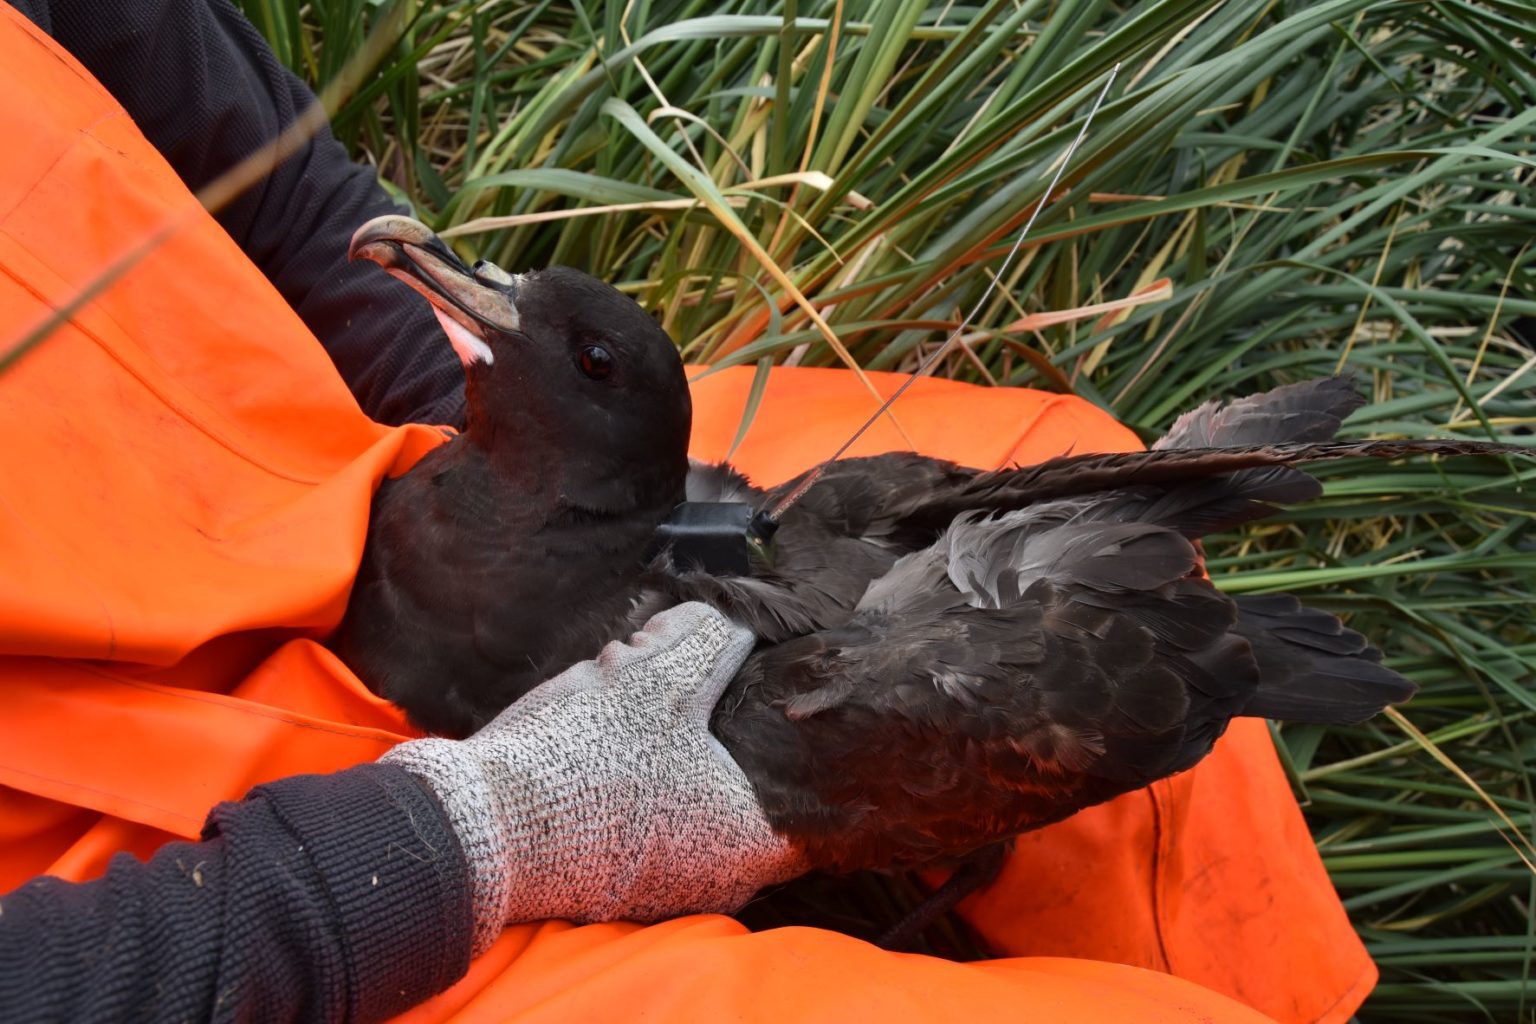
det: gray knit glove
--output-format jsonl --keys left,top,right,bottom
{"left": 381, "top": 603, "right": 805, "bottom": 953}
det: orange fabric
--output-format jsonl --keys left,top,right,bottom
{"left": 0, "top": 5, "right": 1366, "bottom": 1022}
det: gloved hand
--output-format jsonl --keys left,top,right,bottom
{"left": 381, "top": 602, "right": 805, "bottom": 953}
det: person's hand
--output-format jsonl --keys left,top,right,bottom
{"left": 381, "top": 603, "right": 805, "bottom": 952}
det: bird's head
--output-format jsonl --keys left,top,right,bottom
{"left": 349, "top": 215, "right": 691, "bottom": 513}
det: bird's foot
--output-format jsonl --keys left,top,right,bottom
{"left": 876, "top": 841, "right": 1009, "bottom": 952}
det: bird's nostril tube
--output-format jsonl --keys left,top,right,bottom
{"left": 473, "top": 260, "right": 515, "bottom": 287}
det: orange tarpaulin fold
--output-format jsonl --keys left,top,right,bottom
{"left": 0, "top": 5, "right": 1369, "bottom": 1021}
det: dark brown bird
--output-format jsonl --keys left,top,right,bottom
{"left": 336, "top": 215, "right": 1523, "bottom": 887}
{"left": 335, "top": 218, "right": 691, "bottom": 737}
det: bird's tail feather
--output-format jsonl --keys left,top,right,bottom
{"left": 1234, "top": 594, "right": 1417, "bottom": 724}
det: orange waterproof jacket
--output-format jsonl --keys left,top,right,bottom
{"left": 0, "top": 6, "right": 1372, "bottom": 1021}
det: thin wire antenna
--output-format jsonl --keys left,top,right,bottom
{"left": 762, "top": 61, "right": 1123, "bottom": 525}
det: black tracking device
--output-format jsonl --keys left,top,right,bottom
{"left": 648, "top": 501, "right": 780, "bottom": 576}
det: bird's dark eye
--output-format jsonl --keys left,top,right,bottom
{"left": 578, "top": 345, "right": 613, "bottom": 380}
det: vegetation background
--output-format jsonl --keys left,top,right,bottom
{"left": 234, "top": 0, "right": 1534, "bottom": 1018}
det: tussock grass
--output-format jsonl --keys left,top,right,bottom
{"left": 238, "top": 1, "right": 1535, "bottom": 1017}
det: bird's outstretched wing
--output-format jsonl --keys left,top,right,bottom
{"left": 662, "top": 378, "right": 1522, "bottom": 640}
{"left": 744, "top": 376, "right": 1372, "bottom": 538}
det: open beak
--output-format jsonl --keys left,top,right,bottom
{"left": 348, "top": 215, "right": 521, "bottom": 367}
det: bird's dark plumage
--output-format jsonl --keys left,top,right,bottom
{"left": 335, "top": 215, "right": 1523, "bottom": 875}
{"left": 335, "top": 217, "right": 690, "bottom": 737}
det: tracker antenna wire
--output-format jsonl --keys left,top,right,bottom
{"left": 760, "top": 62, "right": 1123, "bottom": 527}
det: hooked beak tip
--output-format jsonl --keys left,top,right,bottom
{"left": 348, "top": 214, "right": 438, "bottom": 264}
{"left": 348, "top": 214, "right": 521, "bottom": 366}
{"left": 348, "top": 239, "right": 397, "bottom": 268}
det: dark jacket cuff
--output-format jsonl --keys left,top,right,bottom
{"left": 210, "top": 763, "right": 475, "bottom": 1020}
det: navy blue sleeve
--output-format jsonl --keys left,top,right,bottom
{"left": 0, "top": 763, "right": 474, "bottom": 1023}
{"left": 11, "top": 0, "right": 466, "bottom": 428}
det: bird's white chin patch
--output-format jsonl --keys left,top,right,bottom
{"left": 432, "top": 307, "right": 495, "bottom": 367}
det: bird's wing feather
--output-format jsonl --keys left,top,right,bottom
{"left": 951, "top": 438, "right": 1525, "bottom": 514}
{"left": 714, "top": 509, "right": 1259, "bottom": 870}
{"left": 1156, "top": 375, "right": 1366, "bottom": 449}
{"left": 764, "top": 452, "right": 985, "bottom": 545}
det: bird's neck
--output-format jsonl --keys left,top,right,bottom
{"left": 459, "top": 387, "right": 686, "bottom": 518}
{"left": 429, "top": 432, "right": 682, "bottom": 545}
